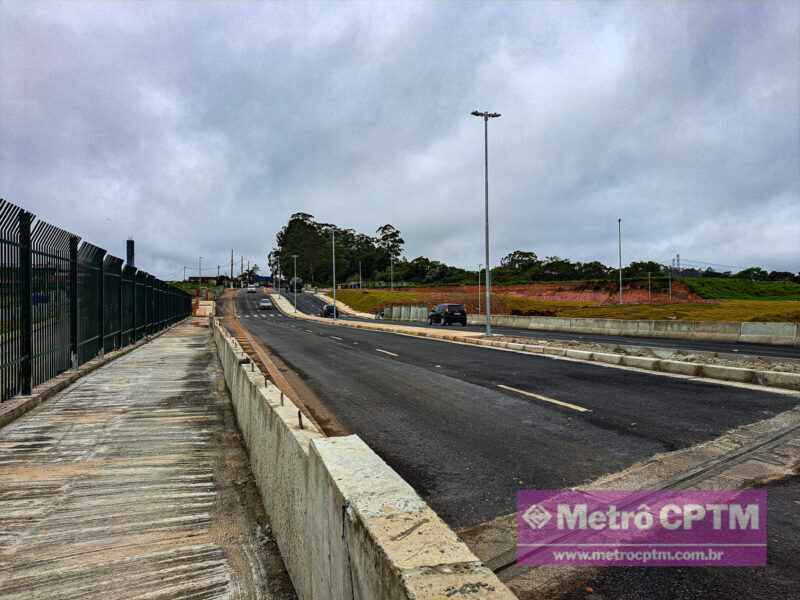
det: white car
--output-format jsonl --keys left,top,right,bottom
{"left": 246, "top": 284, "right": 257, "bottom": 293}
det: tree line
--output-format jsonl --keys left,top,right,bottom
{"left": 270, "top": 214, "right": 799, "bottom": 286}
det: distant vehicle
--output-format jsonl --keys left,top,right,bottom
{"left": 320, "top": 304, "right": 339, "bottom": 318}
{"left": 289, "top": 277, "right": 304, "bottom": 293}
{"left": 258, "top": 298, "right": 273, "bottom": 310}
{"left": 246, "top": 284, "right": 257, "bottom": 293}
{"left": 428, "top": 303, "right": 467, "bottom": 326}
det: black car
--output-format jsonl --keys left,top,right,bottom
{"left": 320, "top": 304, "right": 339, "bottom": 318}
{"left": 428, "top": 303, "right": 467, "bottom": 326}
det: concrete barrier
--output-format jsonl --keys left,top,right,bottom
{"left": 469, "top": 314, "right": 799, "bottom": 346}
{"left": 212, "top": 319, "right": 514, "bottom": 600}
{"left": 381, "top": 303, "right": 429, "bottom": 322}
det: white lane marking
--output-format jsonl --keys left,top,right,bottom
{"left": 304, "top": 329, "right": 314, "bottom": 333}
{"left": 375, "top": 348, "right": 399, "bottom": 357}
{"left": 497, "top": 384, "right": 591, "bottom": 413}
{"left": 330, "top": 336, "right": 343, "bottom": 341}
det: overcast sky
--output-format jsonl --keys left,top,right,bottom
{"left": 1, "top": 1, "right": 798, "bottom": 279}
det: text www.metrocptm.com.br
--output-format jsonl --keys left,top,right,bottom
{"left": 551, "top": 548, "right": 728, "bottom": 562}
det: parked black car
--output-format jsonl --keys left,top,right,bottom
{"left": 428, "top": 303, "right": 467, "bottom": 326}
{"left": 320, "top": 304, "right": 339, "bottom": 318}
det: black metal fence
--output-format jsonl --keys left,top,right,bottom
{"left": 1, "top": 198, "right": 192, "bottom": 402}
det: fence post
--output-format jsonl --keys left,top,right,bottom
{"left": 69, "top": 236, "right": 78, "bottom": 369}
{"left": 118, "top": 268, "right": 123, "bottom": 349}
{"left": 98, "top": 257, "right": 104, "bottom": 357}
{"left": 18, "top": 211, "right": 32, "bottom": 395}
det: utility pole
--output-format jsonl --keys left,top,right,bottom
{"left": 617, "top": 218, "right": 623, "bottom": 305}
{"left": 648, "top": 272, "right": 652, "bottom": 304}
{"left": 477, "top": 264, "right": 482, "bottom": 314}
{"left": 241, "top": 256, "right": 244, "bottom": 280}
{"left": 199, "top": 256, "right": 202, "bottom": 283}
{"left": 359, "top": 260, "right": 362, "bottom": 289}
{"left": 668, "top": 261, "right": 673, "bottom": 303}
{"left": 217, "top": 265, "right": 220, "bottom": 278}
{"left": 331, "top": 229, "right": 337, "bottom": 320}
{"left": 291, "top": 254, "right": 298, "bottom": 314}
{"left": 183, "top": 266, "right": 186, "bottom": 282}
{"left": 390, "top": 256, "right": 394, "bottom": 291}
{"left": 230, "top": 249, "right": 234, "bottom": 287}
{"left": 471, "top": 110, "right": 501, "bottom": 336}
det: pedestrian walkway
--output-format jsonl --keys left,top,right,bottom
{"left": 0, "top": 320, "right": 295, "bottom": 600}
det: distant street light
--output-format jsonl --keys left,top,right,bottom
{"left": 477, "top": 264, "right": 482, "bottom": 315}
{"left": 618, "top": 218, "right": 623, "bottom": 305}
{"left": 331, "top": 229, "right": 337, "bottom": 320}
{"left": 291, "top": 254, "right": 298, "bottom": 314}
{"left": 471, "top": 110, "right": 501, "bottom": 336}
{"left": 199, "top": 256, "right": 202, "bottom": 282}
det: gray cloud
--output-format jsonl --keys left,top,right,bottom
{"left": 1, "top": 0, "right": 797, "bottom": 278}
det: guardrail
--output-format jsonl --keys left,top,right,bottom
{"left": 0, "top": 198, "right": 192, "bottom": 402}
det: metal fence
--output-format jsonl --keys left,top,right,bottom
{"left": 0, "top": 198, "right": 192, "bottom": 402}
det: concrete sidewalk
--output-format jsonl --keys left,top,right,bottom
{"left": 0, "top": 320, "right": 295, "bottom": 600}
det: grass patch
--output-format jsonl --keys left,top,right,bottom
{"left": 335, "top": 289, "right": 800, "bottom": 322}
{"left": 335, "top": 289, "right": 422, "bottom": 313}
{"left": 683, "top": 278, "right": 800, "bottom": 300}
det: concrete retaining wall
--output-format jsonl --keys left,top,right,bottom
{"left": 212, "top": 319, "right": 513, "bottom": 600}
{"left": 469, "top": 314, "right": 799, "bottom": 346}
{"left": 384, "top": 303, "right": 428, "bottom": 322}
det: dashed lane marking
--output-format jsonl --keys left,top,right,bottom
{"left": 375, "top": 348, "right": 399, "bottom": 357}
{"left": 330, "top": 336, "right": 343, "bottom": 341}
{"left": 497, "top": 384, "right": 591, "bottom": 413}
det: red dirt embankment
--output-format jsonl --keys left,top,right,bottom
{"left": 387, "top": 281, "right": 710, "bottom": 315}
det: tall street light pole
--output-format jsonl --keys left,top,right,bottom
{"left": 471, "top": 110, "right": 501, "bottom": 336}
{"left": 331, "top": 229, "right": 337, "bottom": 320}
{"left": 291, "top": 254, "right": 298, "bottom": 314}
{"left": 618, "top": 218, "right": 623, "bottom": 305}
{"left": 199, "top": 256, "right": 202, "bottom": 283}
{"left": 477, "top": 264, "right": 482, "bottom": 314}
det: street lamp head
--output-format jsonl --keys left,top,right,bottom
{"left": 471, "top": 110, "right": 501, "bottom": 118}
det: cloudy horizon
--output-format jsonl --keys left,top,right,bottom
{"left": 1, "top": 1, "right": 798, "bottom": 279}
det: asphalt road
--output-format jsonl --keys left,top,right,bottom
{"left": 277, "top": 289, "right": 800, "bottom": 359}
{"left": 236, "top": 290, "right": 798, "bottom": 529}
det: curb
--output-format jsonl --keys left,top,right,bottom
{"left": 0, "top": 319, "right": 189, "bottom": 430}
{"left": 269, "top": 294, "right": 800, "bottom": 392}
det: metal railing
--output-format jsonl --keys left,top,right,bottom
{"left": 1, "top": 198, "right": 192, "bottom": 402}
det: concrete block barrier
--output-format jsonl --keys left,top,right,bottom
{"left": 212, "top": 319, "right": 514, "bottom": 600}
{"left": 565, "top": 349, "right": 594, "bottom": 361}
{"left": 621, "top": 356, "right": 661, "bottom": 370}
{"left": 659, "top": 360, "right": 702, "bottom": 377}
{"left": 700, "top": 364, "right": 755, "bottom": 384}
{"left": 754, "top": 370, "right": 800, "bottom": 390}
{"left": 469, "top": 314, "right": 799, "bottom": 346}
